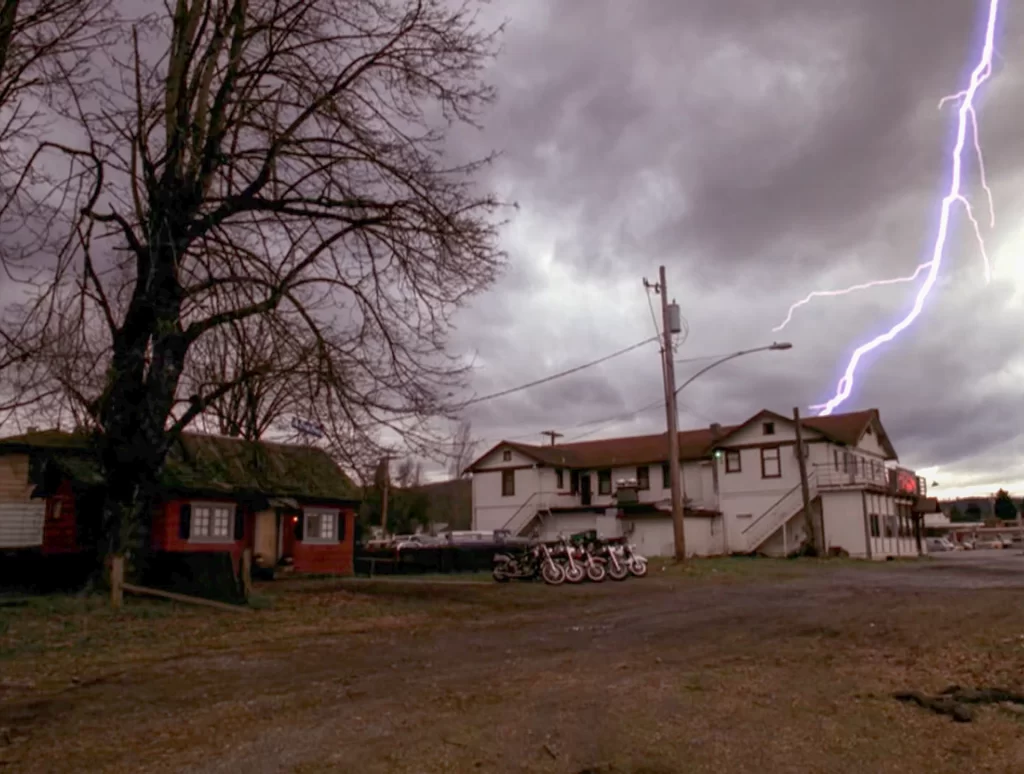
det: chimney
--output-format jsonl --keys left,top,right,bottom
{"left": 709, "top": 423, "right": 723, "bottom": 439}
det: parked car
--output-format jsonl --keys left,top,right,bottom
{"left": 975, "top": 538, "right": 1004, "bottom": 550}
{"left": 926, "top": 537, "right": 956, "bottom": 553}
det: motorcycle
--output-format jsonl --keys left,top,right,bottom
{"left": 574, "top": 538, "right": 607, "bottom": 582}
{"left": 620, "top": 542, "right": 648, "bottom": 577}
{"left": 552, "top": 537, "right": 587, "bottom": 584}
{"left": 593, "top": 540, "right": 629, "bottom": 581}
{"left": 493, "top": 542, "right": 565, "bottom": 585}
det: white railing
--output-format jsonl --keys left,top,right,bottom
{"left": 500, "top": 492, "right": 551, "bottom": 536}
{"left": 741, "top": 472, "right": 819, "bottom": 552}
{"left": 813, "top": 460, "right": 888, "bottom": 490}
{"left": 0, "top": 502, "right": 45, "bottom": 548}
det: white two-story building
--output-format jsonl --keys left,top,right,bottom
{"left": 465, "top": 408, "right": 936, "bottom": 559}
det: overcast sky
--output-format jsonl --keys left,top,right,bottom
{"left": 439, "top": 0, "right": 1024, "bottom": 498}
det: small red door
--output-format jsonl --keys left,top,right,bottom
{"left": 281, "top": 511, "right": 299, "bottom": 558}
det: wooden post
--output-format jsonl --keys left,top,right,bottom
{"left": 241, "top": 549, "right": 253, "bottom": 601}
{"left": 792, "top": 407, "right": 819, "bottom": 555}
{"left": 110, "top": 555, "right": 124, "bottom": 609}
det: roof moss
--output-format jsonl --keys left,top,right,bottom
{"left": 0, "top": 429, "right": 360, "bottom": 503}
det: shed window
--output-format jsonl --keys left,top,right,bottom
{"left": 555, "top": 468, "right": 564, "bottom": 489}
{"left": 598, "top": 469, "right": 612, "bottom": 495}
{"left": 189, "top": 503, "right": 235, "bottom": 542}
{"left": 304, "top": 510, "right": 340, "bottom": 543}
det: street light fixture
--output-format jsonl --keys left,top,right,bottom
{"left": 664, "top": 340, "right": 794, "bottom": 561}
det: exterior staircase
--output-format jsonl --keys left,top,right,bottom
{"left": 500, "top": 493, "right": 551, "bottom": 537}
{"left": 740, "top": 472, "right": 819, "bottom": 554}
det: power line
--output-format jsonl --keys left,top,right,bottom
{"left": 454, "top": 336, "right": 658, "bottom": 409}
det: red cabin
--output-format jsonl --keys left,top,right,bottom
{"left": 0, "top": 429, "right": 361, "bottom": 577}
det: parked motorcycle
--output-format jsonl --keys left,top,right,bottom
{"left": 593, "top": 540, "right": 629, "bottom": 581}
{"left": 493, "top": 543, "right": 565, "bottom": 585}
{"left": 550, "top": 537, "right": 586, "bottom": 584}
{"left": 620, "top": 542, "right": 648, "bottom": 577}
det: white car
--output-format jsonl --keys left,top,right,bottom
{"left": 926, "top": 537, "right": 956, "bottom": 553}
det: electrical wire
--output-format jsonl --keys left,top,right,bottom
{"left": 453, "top": 336, "right": 659, "bottom": 410}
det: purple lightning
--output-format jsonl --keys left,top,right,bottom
{"left": 812, "top": 0, "right": 1000, "bottom": 417}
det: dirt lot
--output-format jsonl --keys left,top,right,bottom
{"left": 3, "top": 554, "right": 1024, "bottom": 773}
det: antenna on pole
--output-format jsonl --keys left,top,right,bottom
{"left": 541, "top": 430, "right": 563, "bottom": 446}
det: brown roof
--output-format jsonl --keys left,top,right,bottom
{"left": 467, "top": 407, "right": 896, "bottom": 471}
{"left": 470, "top": 426, "right": 736, "bottom": 472}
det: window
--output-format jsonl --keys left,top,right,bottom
{"left": 304, "top": 510, "right": 340, "bottom": 543}
{"left": 555, "top": 468, "right": 564, "bottom": 489}
{"left": 833, "top": 449, "right": 840, "bottom": 470}
{"left": 570, "top": 470, "right": 579, "bottom": 494}
{"left": 189, "top": 503, "right": 234, "bottom": 542}
{"left": 760, "top": 447, "right": 782, "bottom": 478}
{"left": 501, "top": 469, "right": 515, "bottom": 497}
{"left": 636, "top": 466, "right": 650, "bottom": 490}
{"left": 737, "top": 513, "right": 753, "bottom": 520}
{"left": 502, "top": 450, "right": 512, "bottom": 462}
{"left": 762, "top": 422, "right": 776, "bottom": 436}
{"left": 870, "top": 514, "right": 880, "bottom": 538}
{"left": 884, "top": 515, "right": 897, "bottom": 538}
{"left": 662, "top": 463, "right": 670, "bottom": 489}
{"left": 724, "top": 450, "right": 741, "bottom": 473}
{"left": 598, "top": 469, "right": 612, "bottom": 495}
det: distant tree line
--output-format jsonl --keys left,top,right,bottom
{"left": 947, "top": 490, "right": 1022, "bottom": 523}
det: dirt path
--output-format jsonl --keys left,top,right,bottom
{"left": 5, "top": 558, "right": 1024, "bottom": 773}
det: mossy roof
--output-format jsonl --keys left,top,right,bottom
{"left": 0, "top": 429, "right": 360, "bottom": 503}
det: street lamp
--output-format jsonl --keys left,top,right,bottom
{"left": 664, "top": 340, "right": 793, "bottom": 561}
{"left": 674, "top": 342, "right": 793, "bottom": 398}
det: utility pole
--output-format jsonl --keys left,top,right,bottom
{"left": 646, "top": 266, "right": 686, "bottom": 560}
{"left": 375, "top": 454, "right": 394, "bottom": 533}
{"left": 792, "top": 407, "right": 820, "bottom": 555}
{"left": 541, "top": 430, "right": 563, "bottom": 446}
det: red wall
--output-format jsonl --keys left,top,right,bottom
{"left": 291, "top": 509, "right": 355, "bottom": 575}
{"left": 41, "top": 480, "right": 79, "bottom": 555}
{"left": 151, "top": 498, "right": 251, "bottom": 564}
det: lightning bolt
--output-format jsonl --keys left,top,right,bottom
{"left": 810, "top": 0, "right": 1000, "bottom": 417}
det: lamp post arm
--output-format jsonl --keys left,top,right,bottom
{"left": 674, "top": 346, "right": 774, "bottom": 397}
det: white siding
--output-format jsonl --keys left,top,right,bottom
{"left": 853, "top": 424, "right": 888, "bottom": 458}
{"left": 821, "top": 491, "right": 869, "bottom": 558}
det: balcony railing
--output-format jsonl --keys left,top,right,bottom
{"left": 812, "top": 456, "right": 925, "bottom": 497}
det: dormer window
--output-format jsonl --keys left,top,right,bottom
{"left": 502, "top": 450, "right": 512, "bottom": 462}
{"left": 762, "top": 422, "right": 775, "bottom": 436}
{"left": 865, "top": 425, "right": 873, "bottom": 435}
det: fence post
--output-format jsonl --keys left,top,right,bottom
{"left": 110, "top": 555, "right": 124, "bottom": 609}
{"left": 241, "top": 549, "right": 253, "bottom": 601}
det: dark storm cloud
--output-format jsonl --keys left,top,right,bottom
{"left": 445, "top": 0, "right": 1024, "bottom": 491}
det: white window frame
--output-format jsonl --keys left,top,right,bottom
{"left": 189, "top": 501, "right": 236, "bottom": 544}
{"left": 303, "top": 509, "right": 340, "bottom": 544}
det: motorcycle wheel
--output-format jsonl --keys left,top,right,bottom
{"left": 564, "top": 563, "right": 585, "bottom": 584}
{"left": 492, "top": 566, "right": 511, "bottom": 583}
{"left": 607, "top": 561, "right": 630, "bottom": 581}
{"left": 586, "top": 562, "right": 607, "bottom": 582}
{"left": 629, "top": 559, "right": 648, "bottom": 578}
{"left": 541, "top": 562, "right": 565, "bottom": 586}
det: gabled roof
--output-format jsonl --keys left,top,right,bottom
{"left": 708, "top": 408, "right": 897, "bottom": 460}
{"left": 466, "top": 407, "right": 897, "bottom": 472}
{"left": 466, "top": 426, "right": 736, "bottom": 473}
{"left": 0, "top": 429, "right": 361, "bottom": 503}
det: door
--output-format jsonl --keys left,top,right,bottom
{"left": 254, "top": 511, "right": 278, "bottom": 563}
{"left": 580, "top": 474, "right": 592, "bottom": 506}
{"left": 281, "top": 510, "right": 300, "bottom": 558}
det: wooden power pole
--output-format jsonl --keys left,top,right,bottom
{"left": 541, "top": 430, "right": 563, "bottom": 446}
{"left": 657, "top": 266, "right": 686, "bottom": 560}
{"left": 792, "top": 407, "right": 820, "bottom": 555}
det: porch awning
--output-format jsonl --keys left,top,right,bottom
{"left": 268, "top": 497, "right": 301, "bottom": 510}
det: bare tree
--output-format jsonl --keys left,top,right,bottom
{"left": 1, "top": 0, "right": 506, "bottom": 561}
{"left": 447, "top": 418, "right": 476, "bottom": 479}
